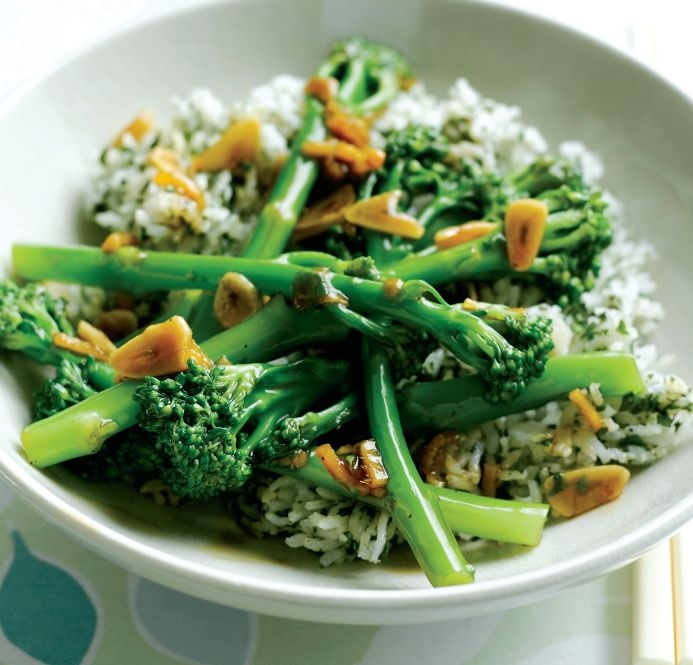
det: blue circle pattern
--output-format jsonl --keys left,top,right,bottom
{"left": 0, "top": 531, "right": 97, "bottom": 665}
{"left": 133, "top": 577, "right": 254, "bottom": 665}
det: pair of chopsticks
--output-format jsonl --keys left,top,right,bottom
{"left": 633, "top": 521, "right": 693, "bottom": 665}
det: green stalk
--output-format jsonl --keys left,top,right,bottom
{"left": 386, "top": 233, "right": 508, "bottom": 286}
{"left": 12, "top": 244, "right": 522, "bottom": 378}
{"left": 242, "top": 97, "right": 326, "bottom": 258}
{"left": 362, "top": 339, "right": 475, "bottom": 586}
{"left": 278, "top": 454, "right": 547, "bottom": 546}
{"left": 244, "top": 361, "right": 351, "bottom": 458}
{"left": 289, "top": 393, "right": 361, "bottom": 442}
{"left": 399, "top": 352, "right": 646, "bottom": 432}
{"left": 22, "top": 381, "right": 141, "bottom": 465}
{"left": 270, "top": 355, "right": 644, "bottom": 550}
{"left": 243, "top": 39, "right": 410, "bottom": 259}
{"left": 21, "top": 297, "right": 348, "bottom": 467}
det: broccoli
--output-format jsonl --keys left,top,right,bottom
{"left": 359, "top": 125, "right": 499, "bottom": 264}
{"left": 68, "top": 370, "right": 359, "bottom": 487}
{"left": 32, "top": 357, "right": 99, "bottom": 421}
{"left": 0, "top": 278, "right": 115, "bottom": 389}
{"left": 273, "top": 393, "right": 362, "bottom": 452}
{"left": 135, "top": 358, "right": 351, "bottom": 499}
{"left": 66, "top": 428, "right": 165, "bottom": 485}
{"left": 28, "top": 294, "right": 349, "bottom": 422}
{"left": 388, "top": 155, "right": 612, "bottom": 306}
{"left": 269, "top": 351, "right": 646, "bottom": 442}
{"left": 20, "top": 295, "right": 352, "bottom": 466}
{"left": 23, "top": 356, "right": 351, "bottom": 496}
{"left": 134, "top": 38, "right": 412, "bottom": 341}
{"left": 58, "top": 352, "right": 644, "bottom": 549}
{"left": 242, "top": 37, "right": 411, "bottom": 259}
{"left": 398, "top": 352, "right": 646, "bottom": 433}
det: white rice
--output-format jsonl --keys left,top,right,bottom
{"left": 88, "top": 75, "right": 305, "bottom": 255}
{"left": 89, "top": 74, "right": 693, "bottom": 567}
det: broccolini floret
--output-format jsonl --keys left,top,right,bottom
{"left": 0, "top": 279, "right": 73, "bottom": 364}
{"left": 360, "top": 125, "right": 499, "bottom": 263}
{"left": 133, "top": 358, "right": 351, "bottom": 498}
{"left": 0, "top": 279, "right": 115, "bottom": 389}
{"left": 389, "top": 155, "right": 612, "bottom": 306}
{"left": 32, "top": 357, "right": 99, "bottom": 421}
{"left": 66, "top": 428, "right": 165, "bottom": 484}
{"left": 20, "top": 295, "right": 352, "bottom": 467}
{"left": 23, "top": 357, "right": 351, "bottom": 498}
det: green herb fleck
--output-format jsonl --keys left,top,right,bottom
{"left": 549, "top": 472, "right": 565, "bottom": 495}
{"left": 576, "top": 474, "right": 589, "bottom": 494}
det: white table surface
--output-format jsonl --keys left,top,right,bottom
{"left": 0, "top": 2, "right": 690, "bottom": 664}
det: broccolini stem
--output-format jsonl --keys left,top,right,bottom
{"left": 277, "top": 453, "right": 547, "bottom": 547}
{"left": 242, "top": 97, "right": 326, "bottom": 258}
{"left": 386, "top": 233, "right": 508, "bottom": 286}
{"left": 243, "top": 39, "right": 410, "bottom": 259}
{"left": 290, "top": 393, "right": 361, "bottom": 442}
{"left": 273, "top": 351, "right": 643, "bottom": 449}
{"left": 12, "top": 244, "right": 531, "bottom": 383}
{"left": 84, "top": 363, "right": 118, "bottom": 391}
{"left": 399, "top": 352, "right": 645, "bottom": 432}
{"left": 362, "top": 339, "right": 475, "bottom": 586}
{"left": 281, "top": 251, "right": 354, "bottom": 273}
{"left": 22, "top": 381, "right": 141, "bottom": 464}
{"left": 21, "top": 297, "right": 349, "bottom": 467}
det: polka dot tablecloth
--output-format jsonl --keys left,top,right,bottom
{"left": 0, "top": 2, "right": 690, "bottom": 664}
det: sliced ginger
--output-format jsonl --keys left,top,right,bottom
{"left": 146, "top": 146, "right": 205, "bottom": 213}
{"left": 434, "top": 221, "right": 498, "bottom": 250}
{"left": 108, "top": 315, "right": 213, "bottom": 379}
{"left": 152, "top": 170, "right": 205, "bottom": 212}
{"left": 293, "top": 184, "right": 356, "bottom": 241}
{"left": 316, "top": 441, "right": 389, "bottom": 497}
{"left": 316, "top": 443, "right": 359, "bottom": 490}
{"left": 52, "top": 332, "right": 110, "bottom": 362}
{"left": 343, "top": 190, "right": 424, "bottom": 239}
{"left": 504, "top": 198, "right": 548, "bottom": 271}
{"left": 325, "top": 101, "right": 371, "bottom": 148}
{"left": 418, "top": 431, "right": 460, "bottom": 486}
{"left": 191, "top": 117, "right": 261, "bottom": 173}
{"left": 544, "top": 465, "right": 630, "bottom": 518}
{"left": 147, "top": 146, "right": 185, "bottom": 173}
{"left": 305, "top": 76, "right": 338, "bottom": 104}
{"left": 294, "top": 187, "right": 423, "bottom": 241}
{"left": 52, "top": 318, "right": 119, "bottom": 362}
{"left": 302, "top": 139, "right": 385, "bottom": 179}
{"left": 76, "top": 320, "right": 117, "bottom": 357}
{"left": 101, "top": 231, "right": 139, "bottom": 253}
{"left": 113, "top": 109, "right": 155, "bottom": 147}
{"left": 568, "top": 388, "right": 605, "bottom": 432}
{"left": 354, "top": 439, "right": 388, "bottom": 498}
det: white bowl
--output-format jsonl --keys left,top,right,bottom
{"left": 1, "top": 0, "right": 692, "bottom": 625}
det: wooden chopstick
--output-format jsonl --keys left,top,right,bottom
{"left": 672, "top": 522, "right": 693, "bottom": 665}
{"left": 632, "top": 521, "right": 693, "bottom": 665}
{"left": 633, "top": 540, "right": 676, "bottom": 665}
